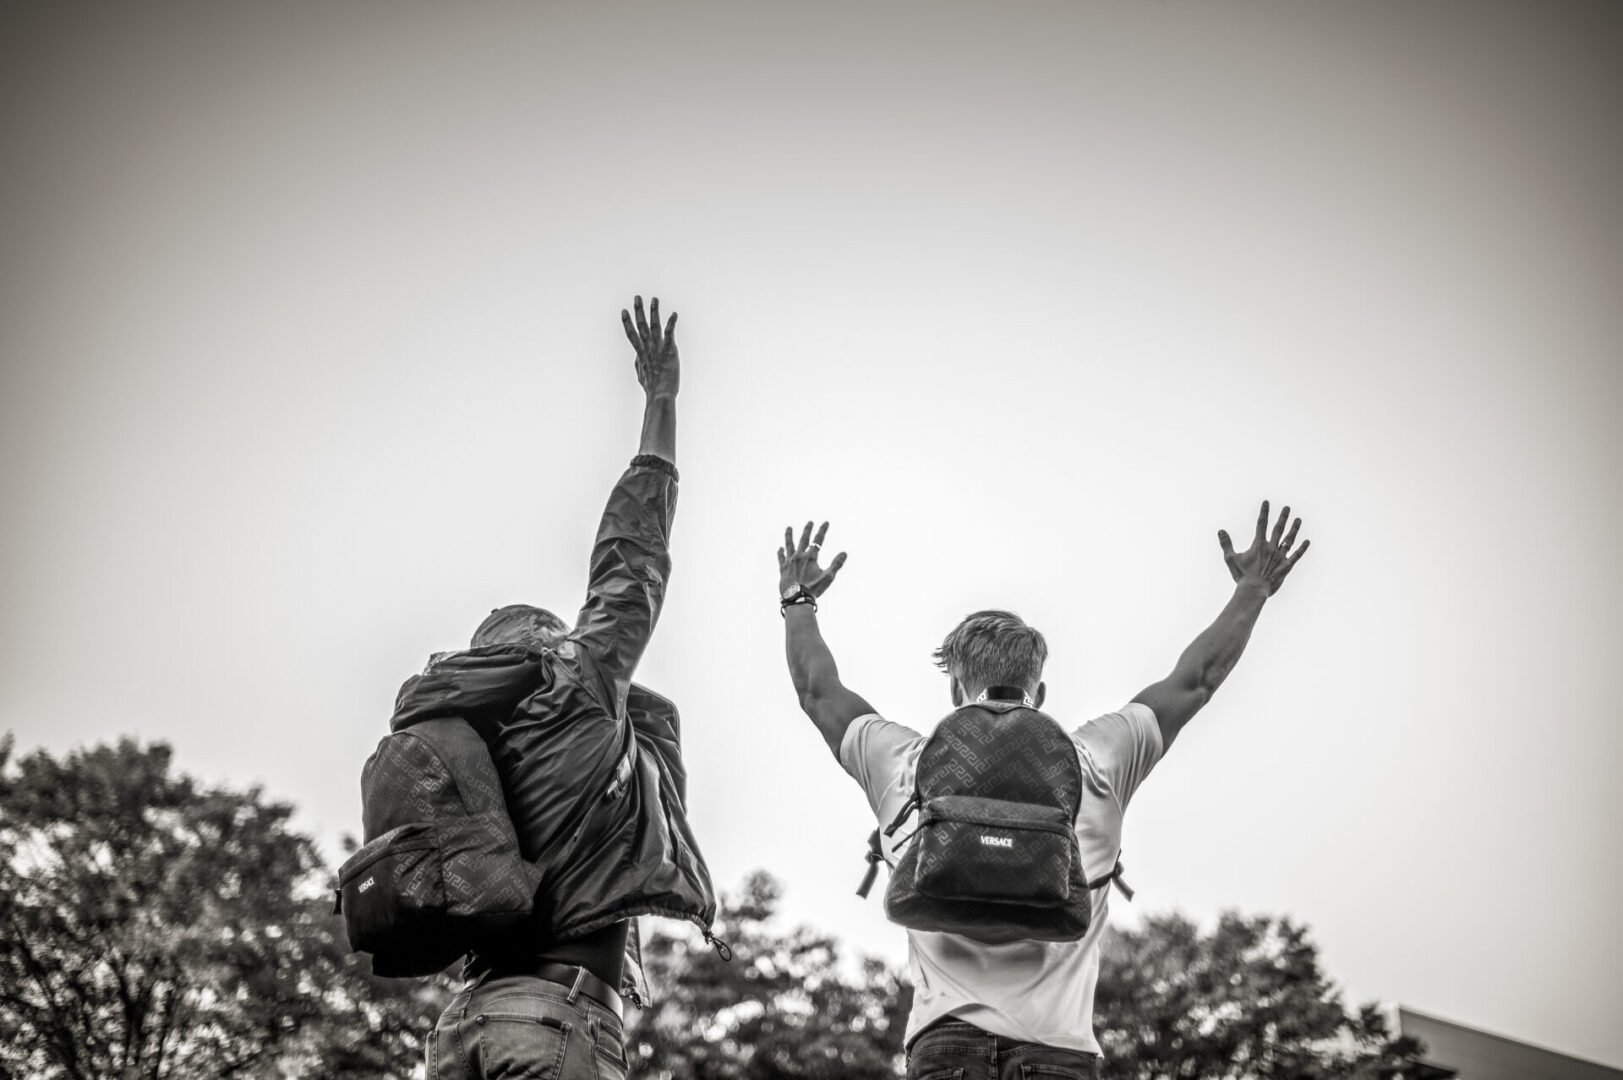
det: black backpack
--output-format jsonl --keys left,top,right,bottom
{"left": 334, "top": 716, "right": 544, "bottom": 977}
{"left": 858, "top": 694, "right": 1130, "bottom": 944}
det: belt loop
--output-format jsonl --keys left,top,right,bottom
{"left": 567, "top": 966, "right": 586, "bottom": 1006}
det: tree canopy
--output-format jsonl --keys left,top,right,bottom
{"left": 0, "top": 735, "right": 1422, "bottom": 1079}
{"left": 631, "top": 881, "right": 1421, "bottom": 1080}
{"left": 627, "top": 871, "right": 910, "bottom": 1080}
{"left": 1095, "top": 910, "right": 1419, "bottom": 1079}
{"left": 0, "top": 735, "right": 446, "bottom": 1080}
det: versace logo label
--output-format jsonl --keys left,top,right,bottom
{"left": 358, "top": 876, "right": 376, "bottom": 893}
{"left": 979, "top": 835, "right": 1013, "bottom": 849}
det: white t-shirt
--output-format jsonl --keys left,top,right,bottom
{"left": 839, "top": 703, "right": 1163, "bottom": 1055}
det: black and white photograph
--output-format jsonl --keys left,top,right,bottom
{"left": 2, "top": 3, "right": 1619, "bottom": 1078}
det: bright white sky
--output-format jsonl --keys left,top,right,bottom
{"left": 3, "top": 0, "right": 1620, "bottom": 1068}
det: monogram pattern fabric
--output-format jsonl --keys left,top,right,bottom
{"left": 884, "top": 703, "right": 1092, "bottom": 944}
{"left": 338, "top": 717, "right": 545, "bottom": 977}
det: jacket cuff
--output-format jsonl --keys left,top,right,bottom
{"left": 630, "top": 454, "right": 679, "bottom": 482}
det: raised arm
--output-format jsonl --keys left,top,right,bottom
{"left": 1133, "top": 501, "right": 1310, "bottom": 752}
{"left": 779, "top": 522, "right": 875, "bottom": 757}
{"left": 623, "top": 295, "right": 678, "bottom": 464}
{"left": 571, "top": 297, "right": 682, "bottom": 711}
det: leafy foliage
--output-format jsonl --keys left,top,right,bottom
{"left": 1095, "top": 911, "right": 1421, "bottom": 1079}
{"left": 0, "top": 735, "right": 448, "bottom": 1080}
{"left": 0, "top": 734, "right": 1424, "bottom": 1080}
{"left": 626, "top": 871, "right": 910, "bottom": 1080}
{"left": 630, "top": 881, "right": 1423, "bottom": 1080}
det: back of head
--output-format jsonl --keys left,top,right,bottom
{"left": 933, "top": 609, "right": 1048, "bottom": 696}
{"left": 471, "top": 604, "right": 570, "bottom": 650}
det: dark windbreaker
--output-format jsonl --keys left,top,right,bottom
{"left": 388, "top": 455, "right": 715, "bottom": 1000}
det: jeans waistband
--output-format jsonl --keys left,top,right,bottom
{"left": 469, "top": 962, "right": 623, "bottom": 1021}
{"left": 908, "top": 1017, "right": 1098, "bottom": 1060}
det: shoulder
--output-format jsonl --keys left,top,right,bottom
{"left": 1070, "top": 703, "right": 1165, "bottom": 805}
{"left": 839, "top": 713, "right": 924, "bottom": 769}
{"left": 1073, "top": 702, "right": 1162, "bottom": 754}
{"left": 838, "top": 713, "right": 925, "bottom": 812}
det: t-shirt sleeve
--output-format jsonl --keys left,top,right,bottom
{"left": 1077, "top": 702, "right": 1165, "bottom": 809}
{"left": 838, "top": 713, "right": 924, "bottom": 818}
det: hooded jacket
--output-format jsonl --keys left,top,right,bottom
{"left": 388, "top": 456, "right": 716, "bottom": 996}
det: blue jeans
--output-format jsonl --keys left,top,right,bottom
{"left": 907, "top": 1019, "right": 1101, "bottom": 1080}
{"left": 427, "top": 974, "right": 628, "bottom": 1080}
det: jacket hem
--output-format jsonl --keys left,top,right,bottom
{"left": 556, "top": 904, "right": 712, "bottom": 941}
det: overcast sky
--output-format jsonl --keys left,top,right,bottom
{"left": 3, "top": 0, "right": 1620, "bottom": 1068}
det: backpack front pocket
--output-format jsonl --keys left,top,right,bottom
{"left": 911, "top": 795, "right": 1074, "bottom": 905}
{"left": 336, "top": 822, "right": 447, "bottom": 954}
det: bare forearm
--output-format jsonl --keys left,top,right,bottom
{"left": 639, "top": 393, "right": 676, "bottom": 464}
{"left": 1179, "top": 580, "right": 1271, "bottom": 698}
{"left": 783, "top": 604, "right": 873, "bottom": 754}
{"left": 784, "top": 606, "right": 841, "bottom": 704}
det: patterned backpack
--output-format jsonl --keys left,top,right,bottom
{"left": 858, "top": 692, "right": 1130, "bottom": 944}
{"left": 334, "top": 716, "right": 544, "bottom": 977}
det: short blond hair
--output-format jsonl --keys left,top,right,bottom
{"left": 932, "top": 609, "right": 1047, "bottom": 691}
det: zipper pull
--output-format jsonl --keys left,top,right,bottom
{"left": 702, "top": 929, "right": 733, "bottom": 962}
{"left": 856, "top": 829, "right": 884, "bottom": 898}
{"left": 882, "top": 791, "right": 921, "bottom": 838}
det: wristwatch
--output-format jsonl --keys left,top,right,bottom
{"left": 779, "top": 583, "right": 817, "bottom": 613}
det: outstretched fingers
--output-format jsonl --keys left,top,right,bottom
{"left": 783, "top": 521, "right": 839, "bottom": 573}
{"left": 633, "top": 295, "right": 650, "bottom": 340}
{"left": 1280, "top": 515, "right": 1302, "bottom": 552}
{"left": 1286, "top": 538, "right": 1311, "bottom": 569}
{"left": 1254, "top": 500, "right": 1270, "bottom": 547}
{"left": 1217, "top": 528, "right": 1240, "bottom": 581}
{"left": 1270, "top": 505, "right": 1290, "bottom": 548}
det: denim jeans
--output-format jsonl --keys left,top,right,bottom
{"left": 427, "top": 973, "right": 628, "bottom": 1080}
{"left": 906, "top": 1019, "right": 1101, "bottom": 1080}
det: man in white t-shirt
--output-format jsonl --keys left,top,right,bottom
{"left": 775, "top": 503, "right": 1310, "bottom": 1079}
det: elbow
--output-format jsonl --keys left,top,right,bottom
{"left": 795, "top": 679, "right": 838, "bottom": 718}
{"left": 795, "top": 684, "right": 825, "bottom": 716}
{"left": 1195, "top": 660, "right": 1234, "bottom": 703}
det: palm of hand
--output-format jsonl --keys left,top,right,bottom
{"left": 621, "top": 295, "right": 679, "bottom": 397}
{"left": 779, "top": 522, "right": 848, "bottom": 598}
{"left": 1218, "top": 501, "right": 1309, "bottom": 595}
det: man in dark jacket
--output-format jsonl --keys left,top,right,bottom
{"left": 413, "top": 296, "right": 716, "bottom": 1080}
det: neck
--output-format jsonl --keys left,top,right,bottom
{"left": 967, "top": 683, "right": 1035, "bottom": 705}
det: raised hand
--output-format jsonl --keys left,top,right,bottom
{"left": 621, "top": 295, "right": 679, "bottom": 399}
{"left": 1217, "top": 501, "right": 1310, "bottom": 596}
{"left": 778, "top": 521, "right": 849, "bottom": 600}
